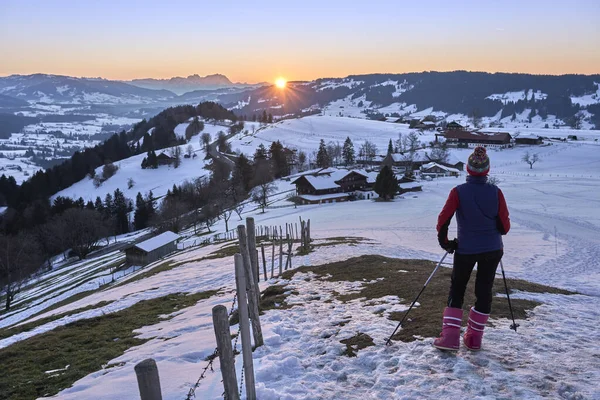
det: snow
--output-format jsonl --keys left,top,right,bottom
{"left": 486, "top": 90, "right": 548, "bottom": 104}
{"left": 3, "top": 117, "right": 600, "bottom": 399}
{"left": 52, "top": 140, "right": 211, "bottom": 203}
{"left": 134, "top": 231, "right": 179, "bottom": 253}
{"left": 229, "top": 115, "right": 432, "bottom": 158}
{"left": 570, "top": 82, "right": 600, "bottom": 106}
{"left": 421, "top": 162, "right": 460, "bottom": 173}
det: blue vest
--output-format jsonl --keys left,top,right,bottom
{"left": 455, "top": 176, "right": 503, "bottom": 254}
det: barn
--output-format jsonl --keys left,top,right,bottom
{"left": 125, "top": 231, "right": 180, "bottom": 266}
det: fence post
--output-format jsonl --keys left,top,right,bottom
{"left": 279, "top": 236, "right": 283, "bottom": 276}
{"left": 271, "top": 241, "right": 275, "bottom": 278}
{"left": 212, "top": 305, "right": 240, "bottom": 400}
{"left": 236, "top": 225, "right": 263, "bottom": 347}
{"left": 261, "top": 245, "right": 267, "bottom": 281}
{"left": 234, "top": 254, "right": 257, "bottom": 400}
{"left": 285, "top": 235, "right": 293, "bottom": 270}
{"left": 134, "top": 359, "right": 162, "bottom": 400}
{"left": 307, "top": 219, "right": 311, "bottom": 245}
{"left": 246, "top": 218, "right": 260, "bottom": 289}
{"left": 300, "top": 220, "right": 306, "bottom": 251}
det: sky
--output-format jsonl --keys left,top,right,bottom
{"left": 1, "top": 0, "right": 599, "bottom": 83}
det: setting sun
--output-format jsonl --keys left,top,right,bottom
{"left": 275, "top": 77, "right": 287, "bottom": 88}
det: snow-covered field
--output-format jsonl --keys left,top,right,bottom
{"left": 229, "top": 115, "right": 438, "bottom": 158}
{"left": 1, "top": 136, "right": 599, "bottom": 399}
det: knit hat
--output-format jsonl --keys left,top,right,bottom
{"left": 467, "top": 146, "right": 490, "bottom": 176}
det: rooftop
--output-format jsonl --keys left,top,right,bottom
{"left": 134, "top": 231, "right": 180, "bottom": 253}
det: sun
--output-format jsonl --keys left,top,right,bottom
{"left": 275, "top": 77, "right": 287, "bottom": 89}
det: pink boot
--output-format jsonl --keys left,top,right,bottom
{"left": 432, "top": 307, "right": 463, "bottom": 351}
{"left": 463, "top": 307, "right": 490, "bottom": 351}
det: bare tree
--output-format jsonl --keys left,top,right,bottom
{"left": 58, "top": 208, "right": 110, "bottom": 260}
{"left": 297, "top": 151, "right": 307, "bottom": 171}
{"left": 428, "top": 144, "right": 450, "bottom": 163}
{"left": 170, "top": 146, "right": 182, "bottom": 168}
{"left": 186, "top": 144, "right": 194, "bottom": 158}
{"left": 201, "top": 132, "right": 212, "bottom": 149}
{"left": 326, "top": 141, "right": 342, "bottom": 167}
{"left": 127, "top": 177, "right": 135, "bottom": 189}
{"left": 222, "top": 209, "right": 234, "bottom": 232}
{"left": 234, "top": 202, "right": 245, "bottom": 220}
{"left": 0, "top": 233, "right": 42, "bottom": 311}
{"left": 252, "top": 182, "right": 277, "bottom": 213}
{"left": 395, "top": 133, "right": 405, "bottom": 153}
{"left": 359, "top": 140, "right": 378, "bottom": 166}
{"left": 202, "top": 204, "right": 219, "bottom": 232}
{"left": 522, "top": 151, "right": 540, "bottom": 169}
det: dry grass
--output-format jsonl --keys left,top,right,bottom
{"left": 340, "top": 333, "right": 375, "bottom": 357}
{"left": 0, "top": 291, "right": 216, "bottom": 400}
{"left": 286, "top": 255, "right": 573, "bottom": 343}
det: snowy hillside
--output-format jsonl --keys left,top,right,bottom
{"left": 1, "top": 140, "right": 600, "bottom": 399}
{"left": 229, "top": 115, "right": 438, "bottom": 156}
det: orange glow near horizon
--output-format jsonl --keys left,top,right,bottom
{"left": 275, "top": 78, "right": 287, "bottom": 88}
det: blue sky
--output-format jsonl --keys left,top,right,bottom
{"left": 1, "top": 0, "right": 598, "bottom": 82}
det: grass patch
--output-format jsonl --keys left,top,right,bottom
{"left": 286, "top": 255, "right": 573, "bottom": 343}
{"left": 229, "top": 284, "right": 296, "bottom": 326}
{"left": 0, "top": 290, "right": 217, "bottom": 400}
{"left": 0, "top": 301, "right": 113, "bottom": 341}
{"left": 340, "top": 332, "right": 375, "bottom": 357}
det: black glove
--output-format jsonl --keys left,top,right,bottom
{"left": 443, "top": 239, "right": 458, "bottom": 254}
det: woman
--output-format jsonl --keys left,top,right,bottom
{"left": 433, "top": 146, "right": 510, "bottom": 351}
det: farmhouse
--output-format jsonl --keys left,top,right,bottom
{"left": 156, "top": 152, "right": 175, "bottom": 166}
{"left": 291, "top": 168, "right": 377, "bottom": 205}
{"left": 446, "top": 121, "right": 466, "bottom": 131}
{"left": 515, "top": 134, "right": 543, "bottom": 145}
{"left": 420, "top": 162, "right": 461, "bottom": 177}
{"left": 125, "top": 231, "right": 179, "bottom": 266}
{"left": 443, "top": 130, "right": 512, "bottom": 149}
{"left": 382, "top": 150, "right": 464, "bottom": 171}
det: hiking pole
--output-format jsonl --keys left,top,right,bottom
{"left": 385, "top": 251, "right": 449, "bottom": 346}
{"left": 499, "top": 260, "right": 519, "bottom": 332}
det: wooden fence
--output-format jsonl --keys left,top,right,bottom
{"left": 133, "top": 217, "right": 314, "bottom": 399}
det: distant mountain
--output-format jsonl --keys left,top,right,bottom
{"left": 0, "top": 93, "right": 28, "bottom": 108}
{"left": 0, "top": 74, "right": 176, "bottom": 105}
{"left": 218, "top": 72, "right": 600, "bottom": 129}
{"left": 129, "top": 74, "right": 259, "bottom": 95}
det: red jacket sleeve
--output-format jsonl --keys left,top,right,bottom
{"left": 437, "top": 188, "right": 459, "bottom": 244}
{"left": 497, "top": 189, "right": 510, "bottom": 234}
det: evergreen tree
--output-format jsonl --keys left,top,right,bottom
{"left": 145, "top": 191, "right": 157, "bottom": 221}
{"left": 373, "top": 166, "right": 399, "bottom": 201}
{"left": 268, "top": 113, "right": 273, "bottom": 123}
{"left": 269, "top": 141, "right": 288, "bottom": 178}
{"left": 342, "top": 137, "right": 355, "bottom": 165}
{"left": 147, "top": 150, "right": 158, "bottom": 168}
{"left": 141, "top": 131, "right": 153, "bottom": 152}
{"left": 85, "top": 200, "right": 95, "bottom": 210}
{"left": 387, "top": 139, "right": 394, "bottom": 155}
{"left": 94, "top": 196, "right": 104, "bottom": 213}
{"left": 233, "top": 153, "right": 254, "bottom": 193}
{"left": 112, "top": 189, "right": 129, "bottom": 234}
{"left": 133, "top": 192, "right": 148, "bottom": 230}
{"left": 254, "top": 143, "right": 268, "bottom": 161}
{"left": 316, "top": 139, "right": 330, "bottom": 168}
{"left": 262, "top": 110, "right": 268, "bottom": 124}
{"left": 141, "top": 157, "right": 148, "bottom": 169}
